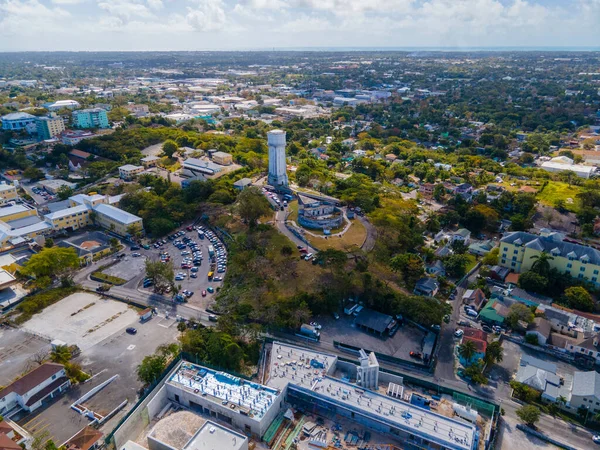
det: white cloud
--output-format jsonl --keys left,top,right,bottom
{"left": 186, "top": 0, "right": 227, "bottom": 31}
{"left": 0, "top": 0, "right": 71, "bottom": 34}
{"left": 97, "top": 0, "right": 154, "bottom": 24}
{"left": 50, "top": 0, "right": 84, "bottom": 4}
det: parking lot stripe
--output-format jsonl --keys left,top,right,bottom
{"left": 23, "top": 416, "right": 45, "bottom": 427}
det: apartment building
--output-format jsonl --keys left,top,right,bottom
{"left": 72, "top": 108, "right": 109, "bottom": 129}
{"left": 36, "top": 114, "right": 65, "bottom": 140}
{"left": 499, "top": 231, "right": 600, "bottom": 286}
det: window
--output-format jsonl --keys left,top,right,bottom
{"left": 514, "top": 250, "right": 518, "bottom": 255}
{"left": 567, "top": 263, "right": 572, "bottom": 268}
{"left": 511, "top": 262, "right": 516, "bottom": 267}
{"left": 502, "top": 254, "right": 507, "bottom": 259}
{"left": 512, "top": 256, "right": 517, "bottom": 261}
{"left": 503, "top": 247, "right": 508, "bottom": 252}
{"left": 579, "top": 274, "right": 584, "bottom": 279}
{"left": 594, "top": 270, "right": 599, "bottom": 275}
{"left": 581, "top": 267, "right": 586, "bottom": 272}
{"left": 501, "top": 259, "right": 506, "bottom": 264}
{"left": 593, "top": 277, "right": 598, "bottom": 282}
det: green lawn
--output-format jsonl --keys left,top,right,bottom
{"left": 536, "top": 181, "right": 581, "bottom": 212}
{"left": 465, "top": 253, "right": 478, "bottom": 273}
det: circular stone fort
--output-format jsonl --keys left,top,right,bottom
{"left": 297, "top": 194, "right": 344, "bottom": 230}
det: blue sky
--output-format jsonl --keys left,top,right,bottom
{"left": 0, "top": 0, "right": 598, "bottom": 51}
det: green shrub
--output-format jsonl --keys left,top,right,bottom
{"left": 15, "top": 287, "right": 78, "bottom": 324}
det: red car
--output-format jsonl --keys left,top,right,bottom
{"left": 202, "top": 290, "right": 207, "bottom": 297}
{"left": 186, "top": 226, "right": 193, "bottom": 231}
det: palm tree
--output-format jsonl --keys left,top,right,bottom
{"left": 50, "top": 345, "right": 71, "bottom": 364}
{"left": 458, "top": 340, "right": 478, "bottom": 365}
{"left": 530, "top": 251, "right": 554, "bottom": 277}
{"left": 484, "top": 341, "right": 504, "bottom": 365}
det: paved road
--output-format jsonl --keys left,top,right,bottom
{"left": 272, "top": 202, "right": 318, "bottom": 254}
{"left": 357, "top": 215, "right": 376, "bottom": 252}
{"left": 74, "top": 259, "right": 212, "bottom": 324}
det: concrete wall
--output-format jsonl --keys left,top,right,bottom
{"left": 112, "top": 383, "right": 170, "bottom": 450}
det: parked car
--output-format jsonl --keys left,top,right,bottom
{"left": 409, "top": 351, "right": 422, "bottom": 359}
{"left": 592, "top": 435, "right": 600, "bottom": 444}
{"left": 126, "top": 327, "right": 137, "bottom": 335}
{"left": 207, "top": 287, "right": 215, "bottom": 293}
{"left": 333, "top": 312, "right": 340, "bottom": 320}
{"left": 131, "top": 252, "right": 141, "bottom": 257}
{"left": 202, "top": 290, "right": 207, "bottom": 297}
{"left": 454, "top": 329, "right": 464, "bottom": 338}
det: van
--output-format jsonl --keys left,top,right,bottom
{"left": 304, "top": 253, "right": 313, "bottom": 261}
{"left": 208, "top": 271, "right": 214, "bottom": 280}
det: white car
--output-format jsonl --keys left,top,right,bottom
{"left": 454, "top": 329, "right": 464, "bottom": 338}
{"left": 593, "top": 435, "right": 600, "bottom": 444}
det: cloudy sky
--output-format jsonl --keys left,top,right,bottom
{"left": 0, "top": 0, "right": 599, "bottom": 51}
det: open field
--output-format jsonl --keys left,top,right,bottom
{"left": 536, "top": 181, "right": 582, "bottom": 212}
{"left": 304, "top": 218, "right": 366, "bottom": 251}
{"left": 20, "top": 292, "right": 138, "bottom": 351}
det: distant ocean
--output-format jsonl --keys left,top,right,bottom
{"left": 265, "top": 47, "right": 600, "bottom": 52}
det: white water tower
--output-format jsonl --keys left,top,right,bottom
{"left": 267, "top": 130, "right": 288, "bottom": 187}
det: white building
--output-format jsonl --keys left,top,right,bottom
{"left": 45, "top": 100, "right": 81, "bottom": 111}
{"left": 267, "top": 130, "right": 288, "bottom": 188}
{"left": 356, "top": 349, "right": 379, "bottom": 390}
{"left": 119, "top": 164, "right": 144, "bottom": 180}
{"left": 540, "top": 158, "right": 597, "bottom": 179}
{"left": 166, "top": 362, "right": 283, "bottom": 438}
{"left": 0, "top": 363, "right": 70, "bottom": 416}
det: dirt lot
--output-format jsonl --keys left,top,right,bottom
{"left": 316, "top": 315, "right": 427, "bottom": 360}
{"left": 20, "top": 292, "right": 138, "bottom": 351}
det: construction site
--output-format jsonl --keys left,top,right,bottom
{"left": 110, "top": 343, "right": 497, "bottom": 450}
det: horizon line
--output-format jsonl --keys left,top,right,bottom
{"left": 1, "top": 46, "right": 600, "bottom": 54}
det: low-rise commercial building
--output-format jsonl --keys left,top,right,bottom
{"left": 0, "top": 363, "right": 70, "bottom": 416}
{"left": 119, "top": 164, "right": 144, "bottom": 180}
{"left": 1, "top": 112, "right": 36, "bottom": 131}
{"left": 166, "top": 363, "right": 283, "bottom": 438}
{"left": 38, "top": 179, "right": 77, "bottom": 194}
{"left": 212, "top": 151, "right": 233, "bottom": 166}
{"left": 45, "top": 100, "right": 80, "bottom": 111}
{"left": 0, "top": 184, "right": 17, "bottom": 204}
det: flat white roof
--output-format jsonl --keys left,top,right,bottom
{"left": 94, "top": 203, "right": 142, "bottom": 225}
{"left": 184, "top": 421, "right": 247, "bottom": 450}
{"left": 0, "top": 269, "right": 16, "bottom": 286}
{"left": 169, "top": 362, "right": 279, "bottom": 421}
{"left": 540, "top": 161, "right": 596, "bottom": 174}
{"left": 119, "top": 164, "right": 143, "bottom": 171}
{"left": 0, "top": 204, "right": 33, "bottom": 219}
{"left": 45, "top": 204, "right": 89, "bottom": 220}
{"left": 266, "top": 342, "right": 337, "bottom": 391}
{"left": 268, "top": 343, "right": 476, "bottom": 450}
{"left": 0, "top": 184, "right": 16, "bottom": 192}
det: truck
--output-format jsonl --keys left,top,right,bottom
{"left": 299, "top": 323, "right": 320, "bottom": 340}
{"left": 139, "top": 308, "right": 153, "bottom": 323}
{"left": 208, "top": 245, "right": 215, "bottom": 257}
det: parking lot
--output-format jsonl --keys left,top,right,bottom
{"left": 134, "top": 225, "right": 226, "bottom": 310}
{"left": 0, "top": 327, "right": 50, "bottom": 385}
{"left": 316, "top": 314, "right": 428, "bottom": 360}
{"left": 12, "top": 296, "right": 180, "bottom": 445}
{"left": 21, "top": 292, "right": 138, "bottom": 351}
